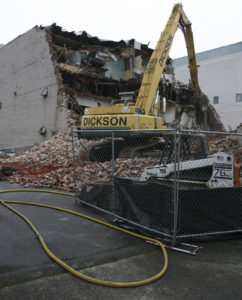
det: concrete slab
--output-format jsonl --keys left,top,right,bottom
{"left": 0, "top": 181, "right": 242, "bottom": 299}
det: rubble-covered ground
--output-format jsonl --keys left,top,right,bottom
{"left": 0, "top": 131, "right": 161, "bottom": 190}
{"left": 1, "top": 129, "right": 242, "bottom": 191}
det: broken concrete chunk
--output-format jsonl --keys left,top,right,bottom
{"left": 0, "top": 166, "right": 18, "bottom": 180}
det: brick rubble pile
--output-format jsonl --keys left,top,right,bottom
{"left": 0, "top": 131, "right": 160, "bottom": 191}
{"left": 1, "top": 131, "right": 242, "bottom": 191}
{"left": 208, "top": 135, "right": 242, "bottom": 160}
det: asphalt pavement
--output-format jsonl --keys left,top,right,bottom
{"left": 0, "top": 181, "right": 242, "bottom": 300}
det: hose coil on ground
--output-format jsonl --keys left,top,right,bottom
{"left": 0, "top": 189, "right": 168, "bottom": 287}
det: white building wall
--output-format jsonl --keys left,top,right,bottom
{"left": 0, "top": 27, "right": 67, "bottom": 150}
{"left": 174, "top": 49, "right": 242, "bottom": 131}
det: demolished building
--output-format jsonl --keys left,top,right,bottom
{"left": 0, "top": 24, "right": 224, "bottom": 151}
{"left": 2, "top": 25, "right": 242, "bottom": 192}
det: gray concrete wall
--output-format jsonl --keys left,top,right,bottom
{"left": 174, "top": 50, "right": 242, "bottom": 131}
{"left": 0, "top": 27, "right": 67, "bottom": 150}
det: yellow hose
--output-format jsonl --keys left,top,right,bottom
{"left": 0, "top": 189, "right": 168, "bottom": 287}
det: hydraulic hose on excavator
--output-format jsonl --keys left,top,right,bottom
{"left": 0, "top": 189, "right": 168, "bottom": 288}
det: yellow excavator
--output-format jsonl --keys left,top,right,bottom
{"left": 79, "top": 3, "right": 208, "bottom": 162}
{"left": 81, "top": 3, "right": 201, "bottom": 134}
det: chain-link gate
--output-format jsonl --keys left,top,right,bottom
{"left": 72, "top": 128, "right": 242, "bottom": 242}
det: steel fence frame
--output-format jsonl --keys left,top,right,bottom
{"left": 72, "top": 128, "right": 242, "bottom": 242}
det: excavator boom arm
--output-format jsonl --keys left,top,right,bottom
{"left": 136, "top": 3, "right": 199, "bottom": 115}
{"left": 182, "top": 24, "right": 199, "bottom": 102}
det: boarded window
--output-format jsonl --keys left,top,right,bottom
{"left": 213, "top": 96, "right": 219, "bottom": 105}
{"left": 236, "top": 93, "right": 242, "bottom": 102}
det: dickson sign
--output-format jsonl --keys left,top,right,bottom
{"left": 83, "top": 116, "right": 128, "bottom": 126}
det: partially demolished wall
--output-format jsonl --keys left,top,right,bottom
{"left": 46, "top": 24, "right": 156, "bottom": 126}
{"left": 45, "top": 24, "right": 224, "bottom": 131}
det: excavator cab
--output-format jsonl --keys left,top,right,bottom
{"left": 109, "top": 92, "right": 137, "bottom": 108}
{"left": 118, "top": 91, "right": 137, "bottom": 103}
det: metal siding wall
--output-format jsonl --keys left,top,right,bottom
{"left": 174, "top": 51, "right": 242, "bottom": 130}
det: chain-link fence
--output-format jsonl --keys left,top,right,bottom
{"left": 72, "top": 128, "right": 242, "bottom": 242}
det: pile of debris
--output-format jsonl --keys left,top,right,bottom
{"left": 0, "top": 131, "right": 160, "bottom": 190}
{"left": 1, "top": 128, "right": 242, "bottom": 190}
{"left": 0, "top": 131, "right": 93, "bottom": 189}
{"left": 208, "top": 135, "right": 242, "bottom": 160}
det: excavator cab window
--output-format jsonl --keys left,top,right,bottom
{"left": 111, "top": 91, "right": 137, "bottom": 106}
{"left": 120, "top": 91, "right": 137, "bottom": 104}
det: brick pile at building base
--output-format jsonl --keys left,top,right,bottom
{"left": 209, "top": 135, "right": 242, "bottom": 156}
{"left": 0, "top": 131, "right": 160, "bottom": 191}
{"left": 1, "top": 131, "right": 242, "bottom": 191}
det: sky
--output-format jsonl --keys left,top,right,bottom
{"left": 1, "top": 0, "right": 242, "bottom": 59}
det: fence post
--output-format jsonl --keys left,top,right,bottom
{"left": 71, "top": 129, "right": 78, "bottom": 205}
{"left": 112, "top": 131, "right": 115, "bottom": 213}
{"left": 172, "top": 125, "right": 181, "bottom": 243}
